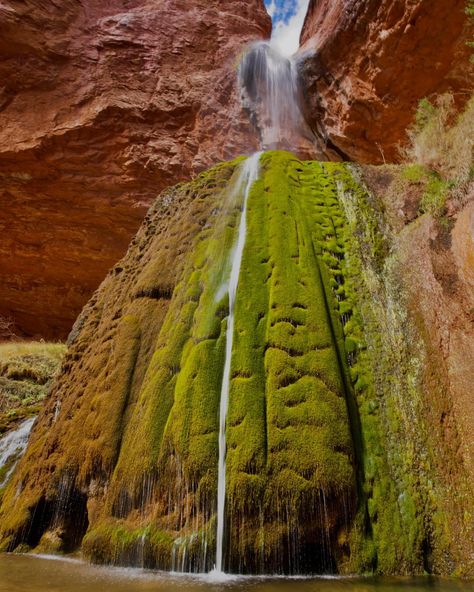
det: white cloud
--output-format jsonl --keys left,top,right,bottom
{"left": 265, "top": 0, "right": 278, "bottom": 18}
{"left": 269, "top": 0, "right": 310, "bottom": 57}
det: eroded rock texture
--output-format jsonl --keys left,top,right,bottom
{"left": 298, "top": 0, "right": 474, "bottom": 163}
{"left": 0, "top": 0, "right": 270, "bottom": 338}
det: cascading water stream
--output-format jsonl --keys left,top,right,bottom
{"left": 213, "top": 152, "right": 262, "bottom": 575}
{"left": 213, "top": 6, "right": 311, "bottom": 576}
{"left": 0, "top": 417, "right": 35, "bottom": 487}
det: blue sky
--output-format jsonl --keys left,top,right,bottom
{"left": 264, "top": 0, "right": 310, "bottom": 56}
{"left": 264, "top": 0, "right": 298, "bottom": 24}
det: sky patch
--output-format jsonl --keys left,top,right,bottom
{"left": 264, "top": 0, "right": 310, "bottom": 57}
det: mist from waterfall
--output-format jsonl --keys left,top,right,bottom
{"left": 239, "top": 42, "right": 308, "bottom": 150}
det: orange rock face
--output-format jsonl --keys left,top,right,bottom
{"left": 0, "top": 0, "right": 270, "bottom": 338}
{"left": 299, "top": 0, "right": 474, "bottom": 163}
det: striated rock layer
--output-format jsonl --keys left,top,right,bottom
{"left": 0, "top": 0, "right": 270, "bottom": 339}
{"left": 298, "top": 0, "right": 474, "bottom": 163}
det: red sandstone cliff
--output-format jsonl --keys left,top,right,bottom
{"left": 0, "top": 0, "right": 270, "bottom": 338}
{"left": 299, "top": 0, "right": 474, "bottom": 163}
{"left": 3, "top": 0, "right": 474, "bottom": 338}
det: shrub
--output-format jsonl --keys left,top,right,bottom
{"left": 403, "top": 93, "right": 474, "bottom": 186}
{"left": 419, "top": 175, "right": 451, "bottom": 216}
{"left": 0, "top": 341, "right": 66, "bottom": 434}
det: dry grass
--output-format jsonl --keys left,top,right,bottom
{"left": 0, "top": 341, "right": 66, "bottom": 434}
{"left": 402, "top": 94, "right": 474, "bottom": 185}
{"left": 0, "top": 341, "right": 65, "bottom": 362}
{"left": 0, "top": 318, "right": 15, "bottom": 341}
{"left": 399, "top": 93, "right": 474, "bottom": 218}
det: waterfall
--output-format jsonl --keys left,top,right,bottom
{"left": 0, "top": 417, "right": 35, "bottom": 487}
{"left": 213, "top": 152, "right": 262, "bottom": 575}
{"left": 239, "top": 41, "right": 310, "bottom": 150}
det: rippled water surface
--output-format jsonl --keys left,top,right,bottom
{"left": 1, "top": 555, "right": 474, "bottom": 592}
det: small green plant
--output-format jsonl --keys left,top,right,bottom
{"left": 402, "top": 164, "right": 426, "bottom": 183}
{"left": 404, "top": 94, "right": 454, "bottom": 175}
{"left": 415, "top": 98, "right": 437, "bottom": 128}
{"left": 402, "top": 165, "right": 451, "bottom": 217}
{"left": 419, "top": 175, "right": 451, "bottom": 215}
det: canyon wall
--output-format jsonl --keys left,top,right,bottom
{"left": 3, "top": 0, "right": 473, "bottom": 338}
{"left": 299, "top": 0, "right": 474, "bottom": 163}
{"left": 0, "top": 0, "right": 270, "bottom": 338}
{"left": 349, "top": 164, "right": 474, "bottom": 573}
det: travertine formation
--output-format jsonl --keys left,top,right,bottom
{"left": 2, "top": 0, "right": 474, "bottom": 578}
{"left": 298, "top": 0, "right": 474, "bottom": 163}
{"left": 0, "top": 154, "right": 358, "bottom": 574}
{"left": 0, "top": 0, "right": 270, "bottom": 338}
{"left": 2, "top": 152, "right": 474, "bottom": 574}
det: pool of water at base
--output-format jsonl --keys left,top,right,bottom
{"left": 1, "top": 554, "right": 473, "bottom": 592}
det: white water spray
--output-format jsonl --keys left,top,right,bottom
{"left": 0, "top": 416, "right": 35, "bottom": 486}
{"left": 239, "top": 0, "right": 314, "bottom": 153}
{"left": 239, "top": 42, "right": 312, "bottom": 151}
{"left": 213, "top": 152, "right": 262, "bottom": 575}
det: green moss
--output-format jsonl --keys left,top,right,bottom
{"left": 0, "top": 152, "right": 442, "bottom": 575}
{"left": 330, "top": 164, "right": 442, "bottom": 574}
{"left": 402, "top": 164, "right": 427, "bottom": 183}
{"left": 82, "top": 522, "right": 175, "bottom": 568}
{"left": 0, "top": 158, "right": 241, "bottom": 559}
{"left": 86, "top": 152, "right": 357, "bottom": 574}
{"left": 222, "top": 152, "right": 356, "bottom": 573}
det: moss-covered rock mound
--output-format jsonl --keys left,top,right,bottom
{"left": 0, "top": 152, "right": 470, "bottom": 575}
